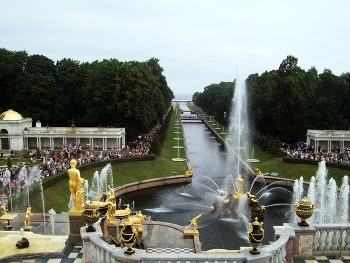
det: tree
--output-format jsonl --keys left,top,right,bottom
{"left": 113, "top": 62, "right": 158, "bottom": 139}
{"left": 13, "top": 54, "right": 56, "bottom": 124}
{"left": 271, "top": 55, "right": 306, "bottom": 142}
{"left": 81, "top": 59, "right": 120, "bottom": 126}
{"left": 316, "top": 69, "right": 349, "bottom": 129}
{"left": 55, "top": 58, "right": 88, "bottom": 126}
{"left": 0, "top": 49, "right": 28, "bottom": 113}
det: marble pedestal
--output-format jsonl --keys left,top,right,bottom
{"left": 66, "top": 211, "right": 85, "bottom": 246}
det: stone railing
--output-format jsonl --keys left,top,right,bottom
{"left": 261, "top": 233, "right": 289, "bottom": 263}
{"left": 82, "top": 221, "right": 350, "bottom": 262}
{"left": 312, "top": 224, "right": 350, "bottom": 257}
{"left": 82, "top": 227, "right": 289, "bottom": 263}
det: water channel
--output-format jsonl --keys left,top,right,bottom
{"left": 124, "top": 102, "right": 293, "bottom": 251}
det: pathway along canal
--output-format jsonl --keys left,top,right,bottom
{"left": 123, "top": 102, "right": 293, "bottom": 251}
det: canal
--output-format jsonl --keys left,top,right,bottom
{"left": 124, "top": 102, "right": 293, "bottom": 251}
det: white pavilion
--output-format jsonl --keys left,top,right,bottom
{"left": 0, "top": 109, "right": 126, "bottom": 158}
{"left": 306, "top": 129, "right": 350, "bottom": 152}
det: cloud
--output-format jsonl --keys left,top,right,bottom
{"left": 1, "top": 0, "right": 349, "bottom": 95}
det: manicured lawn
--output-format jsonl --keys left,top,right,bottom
{"left": 25, "top": 110, "right": 188, "bottom": 213}
{"left": 248, "top": 144, "right": 348, "bottom": 184}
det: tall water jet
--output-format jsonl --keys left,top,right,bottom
{"left": 39, "top": 177, "right": 47, "bottom": 235}
{"left": 226, "top": 65, "right": 250, "bottom": 181}
{"left": 88, "top": 163, "right": 113, "bottom": 200}
{"left": 293, "top": 160, "right": 349, "bottom": 224}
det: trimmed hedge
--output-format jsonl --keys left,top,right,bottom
{"left": 283, "top": 157, "right": 350, "bottom": 170}
{"left": 149, "top": 107, "right": 173, "bottom": 155}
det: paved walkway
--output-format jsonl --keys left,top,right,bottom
{"left": 0, "top": 213, "right": 195, "bottom": 263}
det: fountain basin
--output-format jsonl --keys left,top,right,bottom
{"left": 246, "top": 159, "right": 260, "bottom": 163}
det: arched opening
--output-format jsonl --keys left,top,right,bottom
{"left": 0, "top": 129, "right": 10, "bottom": 150}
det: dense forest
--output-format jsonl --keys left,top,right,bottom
{"left": 193, "top": 55, "right": 350, "bottom": 144}
{"left": 2, "top": 49, "right": 349, "bottom": 145}
{"left": 0, "top": 48, "right": 174, "bottom": 140}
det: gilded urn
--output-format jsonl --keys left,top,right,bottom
{"left": 247, "top": 217, "right": 264, "bottom": 255}
{"left": 294, "top": 197, "right": 315, "bottom": 227}
{"left": 120, "top": 218, "right": 137, "bottom": 254}
{"left": 81, "top": 200, "right": 101, "bottom": 232}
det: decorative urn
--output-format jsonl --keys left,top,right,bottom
{"left": 81, "top": 200, "right": 101, "bottom": 232}
{"left": 120, "top": 217, "right": 137, "bottom": 254}
{"left": 294, "top": 197, "right": 315, "bottom": 227}
{"left": 247, "top": 217, "right": 264, "bottom": 255}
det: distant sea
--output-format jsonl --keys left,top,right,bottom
{"left": 173, "top": 94, "right": 192, "bottom": 101}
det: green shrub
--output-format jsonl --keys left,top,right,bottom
{"left": 7, "top": 157, "right": 12, "bottom": 168}
{"left": 283, "top": 157, "right": 350, "bottom": 171}
{"left": 11, "top": 154, "right": 156, "bottom": 205}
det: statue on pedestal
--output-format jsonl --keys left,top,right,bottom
{"left": 255, "top": 168, "right": 263, "bottom": 176}
{"left": 185, "top": 167, "right": 193, "bottom": 176}
{"left": 24, "top": 207, "right": 33, "bottom": 231}
{"left": 233, "top": 174, "right": 244, "bottom": 199}
{"left": 0, "top": 202, "right": 7, "bottom": 217}
{"left": 68, "top": 159, "right": 85, "bottom": 212}
{"left": 184, "top": 213, "right": 203, "bottom": 235}
{"left": 106, "top": 185, "right": 116, "bottom": 225}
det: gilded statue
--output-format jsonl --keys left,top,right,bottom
{"left": 131, "top": 211, "right": 147, "bottom": 232}
{"left": 0, "top": 203, "right": 7, "bottom": 217}
{"left": 255, "top": 168, "right": 263, "bottom": 176}
{"left": 185, "top": 167, "right": 193, "bottom": 176}
{"left": 233, "top": 174, "right": 244, "bottom": 199}
{"left": 185, "top": 213, "right": 203, "bottom": 232}
{"left": 24, "top": 207, "right": 32, "bottom": 227}
{"left": 125, "top": 204, "right": 132, "bottom": 214}
{"left": 106, "top": 185, "right": 116, "bottom": 224}
{"left": 68, "top": 159, "right": 85, "bottom": 212}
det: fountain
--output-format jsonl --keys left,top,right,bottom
{"left": 124, "top": 67, "right": 294, "bottom": 250}
{"left": 293, "top": 160, "right": 349, "bottom": 224}
{"left": 87, "top": 163, "right": 114, "bottom": 200}
{"left": 172, "top": 111, "right": 185, "bottom": 162}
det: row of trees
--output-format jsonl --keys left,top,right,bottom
{"left": 0, "top": 48, "right": 174, "bottom": 140}
{"left": 193, "top": 55, "right": 350, "bottom": 143}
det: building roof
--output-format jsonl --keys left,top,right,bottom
{"left": 0, "top": 109, "right": 24, "bottom": 121}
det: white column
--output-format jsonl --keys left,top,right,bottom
{"left": 37, "top": 137, "right": 40, "bottom": 149}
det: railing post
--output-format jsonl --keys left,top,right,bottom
{"left": 81, "top": 226, "right": 103, "bottom": 263}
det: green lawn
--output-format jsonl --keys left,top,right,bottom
{"left": 247, "top": 144, "right": 348, "bottom": 184}
{"left": 25, "top": 111, "right": 188, "bottom": 213}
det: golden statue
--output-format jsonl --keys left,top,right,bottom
{"left": 0, "top": 203, "right": 7, "bottom": 217}
{"left": 125, "top": 204, "right": 132, "bottom": 214}
{"left": 130, "top": 211, "right": 147, "bottom": 232}
{"left": 184, "top": 213, "right": 203, "bottom": 235}
{"left": 68, "top": 159, "right": 85, "bottom": 212}
{"left": 106, "top": 185, "right": 116, "bottom": 224}
{"left": 24, "top": 207, "right": 32, "bottom": 226}
{"left": 233, "top": 174, "right": 244, "bottom": 199}
{"left": 255, "top": 168, "right": 263, "bottom": 176}
{"left": 185, "top": 167, "right": 193, "bottom": 176}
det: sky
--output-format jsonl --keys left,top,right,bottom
{"left": 1, "top": 1, "right": 349, "bottom": 96}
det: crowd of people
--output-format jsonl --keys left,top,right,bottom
{"left": 0, "top": 135, "right": 155, "bottom": 207}
{"left": 282, "top": 142, "right": 350, "bottom": 165}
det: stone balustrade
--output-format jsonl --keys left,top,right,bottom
{"left": 261, "top": 233, "right": 289, "bottom": 263}
{"left": 312, "top": 224, "right": 350, "bottom": 257}
{"left": 81, "top": 226, "right": 289, "bottom": 263}
{"left": 80, "top": 223, "right": 350, "bottom": 263}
